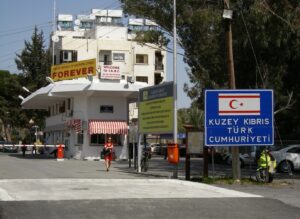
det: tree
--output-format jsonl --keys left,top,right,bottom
{"left": 15, "top": 26, "right": 52, "bottom": 90}
{"left": 121, "top": 0, "right": 300, "bottom": 140}
{"left": 0, "top": 70, "right": 23, "bottom": 141}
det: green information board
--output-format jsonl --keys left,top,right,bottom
{"left": 139, "top": 82, "right": 174, "bottom": 134}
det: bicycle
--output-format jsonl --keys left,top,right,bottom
{"left": 140, "top": 148, "right": 151, "bottom": 172}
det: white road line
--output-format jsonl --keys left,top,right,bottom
{"left": 0, "top": 179, "right": 262, "bottom": 201}
{"left": 0, "top": 187, "right": 14, "bottom": 201}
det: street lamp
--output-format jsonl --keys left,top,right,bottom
{"left": 22, "top": 86, "right": 31, "bottom": 93}
{"left": 32, "top": 125, "right": 39, "bottom": 143}
{"left": 46, "top": 77, "right": 55, "bottom": 84}
{"left": 29, "top": 119, "right": 35, "bottom": 144}
{"left": 18, "top": 95, "right": 25, "bottom": 100}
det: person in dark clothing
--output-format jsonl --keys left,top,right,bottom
{"left": 50, "top": 148, "right": 58, "bottom": 158}
{"left": 21, "top": 145, "right": 27, "bottom": 157}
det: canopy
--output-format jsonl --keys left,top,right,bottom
{"left": 88, "top": 120, "right": 128, "bottom": 135}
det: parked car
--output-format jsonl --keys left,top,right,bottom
{"left": 270, "top": 145, "right": 300, "bottom": 173}
{"left": 149, "top": 143, "right": 160, "bottom": 154}
{"left": 223, "top": 152, "right": 255, "bottom": 168}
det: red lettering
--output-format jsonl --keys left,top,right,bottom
{"left": 58, "top": 72, "right": 63, "bottom": 78}
{"left": 82, "top": 68, "right": 87, "bottom": 75}
{"left": 52, "top": 72, "right": 57, "bottom": 78}
{"left": 64, "top": 71, "right": 69, "bottom": 77}
{"left": 76, "top": 69, "right": 81, "bottom": 75}
{"left": 70, "top": 70, "right": 75, "bottom": 77}
{"left": 88, "top": 67, "right": 93, "bottom": 74}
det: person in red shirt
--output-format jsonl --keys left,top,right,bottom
{"left": 104, "top": 136, "right": 114, "bottom": 171}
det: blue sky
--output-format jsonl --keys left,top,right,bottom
{"left": 0, "top": 0, "right": 192, "bottom": 108}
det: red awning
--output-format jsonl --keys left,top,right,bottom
{"left": 88, "top": 120, "right": 128, "bottom": 135}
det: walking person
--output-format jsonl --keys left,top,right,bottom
{"left": 103, "top": 136, "right": 114, "bottom": 171}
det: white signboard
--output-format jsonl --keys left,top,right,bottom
{"left": 187, "top": 131, "right": 204, "bottom": 154}
{"left": 101, "top": 65, "right": 120, "bottom": 80}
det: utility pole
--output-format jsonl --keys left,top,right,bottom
{"left": 173, "top": 0, "right": 178, "bottom": 179}
{"left": 224, "top": 0, "right": 241, "bottom": 182}
{"left": 52, "top": 0, "right": 56, "bottom": 65}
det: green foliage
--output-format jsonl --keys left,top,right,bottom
{"left": 133, "top": 30, "right": 169, "bottom": 47}
{"left": 177, "top": 106, "right": 204, "bottom": 132}
{"left": 121, "top": 0, "right": 300, "bottom": 140}
{"left": 15, "top": 26, "right": 51, "bottom": 89}
{"left": 0, "top": 27, "right": 51, "bottom": 141}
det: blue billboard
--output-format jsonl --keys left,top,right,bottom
{"left": 205, "top": 90, "right": 274, "bottom": 146}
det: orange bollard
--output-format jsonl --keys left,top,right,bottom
{"left": 57, "top": 144, "right": 64, "bottom": 161}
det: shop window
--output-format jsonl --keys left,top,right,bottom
{"left": 90, "top": 134, "right": 121, "bottom": 146}
{"left": 136, "top": 54, "right": 148, "bottom": 64}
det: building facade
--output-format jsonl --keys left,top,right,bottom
{"left": 21, "top": 9, "right": 167, "bottom": 160}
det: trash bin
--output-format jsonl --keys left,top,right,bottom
{"left": 167, "top": 143, "right": 179, "bottom": 164}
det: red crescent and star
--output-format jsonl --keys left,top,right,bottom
{"left": 229, "top": 99, "right": 244, "bottom": 109}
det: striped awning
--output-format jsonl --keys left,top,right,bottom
{"left": 88, "top": 120, "right": 128, "bottom": 135}
{"left": 65, "top": 119, "right": 81, "bottom": 133}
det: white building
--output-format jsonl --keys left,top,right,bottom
{"left": 21, "top": 9, "right": 167, "bottom": 160}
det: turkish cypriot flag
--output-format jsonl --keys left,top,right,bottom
{"left": 218, "top": 93, "right": 261, "bottom": 116}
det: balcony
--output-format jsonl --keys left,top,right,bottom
{"left": 155, "top": 63, "right": 164, "bottom": 71}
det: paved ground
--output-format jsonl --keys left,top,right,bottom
{"left": 0, "top": 152, "right": 300, "bottom": 218}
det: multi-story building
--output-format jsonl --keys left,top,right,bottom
{"left": 21, "top": 9, "right": 167, "bottom": 160}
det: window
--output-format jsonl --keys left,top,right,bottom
{"left": 67, "top": 98, "right": 71, "bottom": 110}
{"left": 136, "top": 76, "right": 148, "bottom": 83}
{"left": 90, "top": 134, "right": 121, "bottom": 146}
{"left": 113, "top": 53, "right": 125, "bottom": 61}
{"left": 100, "top": 105, "right": 114, "bottom": 113}
{"left": 60, "top": 50, "right": 77, "bottom": 63}
{"left": 59, "top": 101, "right": 65, "bottom": 113}
{"left": 136, "top": 54, "right": 148, "bottom": 64}
{"left": 80, "top": 21, "right": 93, "bottom": 29}
{"left": 77, "top": 131, "right": 84, "bottom": 145}
{"left": 287, "top": 147, "right": 300, "bottom": 153}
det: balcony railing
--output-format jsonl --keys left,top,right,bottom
{"left": 155, "top": 63, "right": 164, "bottom": 71}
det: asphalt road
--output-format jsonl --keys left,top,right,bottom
{"left": 0, "top": 152, "right": 300, "bottom": 219}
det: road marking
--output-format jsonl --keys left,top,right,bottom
{"left": 0, "top": 179, "right": 261, "bottom": 201}
{"left": 0, "top": 187, "right": 14, "bottom": 201}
